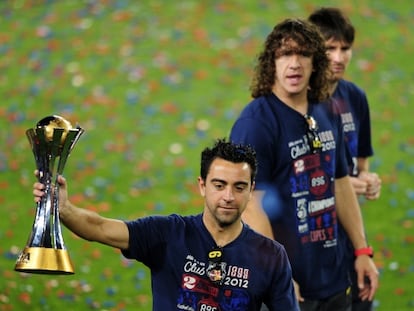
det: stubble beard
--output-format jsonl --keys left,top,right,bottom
{"left": 215, "top": 209, "right": 241, "bottom": 228}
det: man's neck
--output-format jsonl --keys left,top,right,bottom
{"left": 204, "top": 217, "right": 243, "bottom": 247}
{"left": 329, "top": 80, "right": 339, "bottom": 96}
{"left": 273, "top": 89, "right": 308, "bottom": 115}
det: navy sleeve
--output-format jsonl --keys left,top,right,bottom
{"left": 266, "top": 244, "right": 300, "bottom": 310}
{"left": 356, "top": 90, "right": 374, "bottom": 158}
{"left": 121, "top": 215, "right": 178, "bottom": 268}
{"left": 329, "top": 98, "right": 350, "bottom": 179}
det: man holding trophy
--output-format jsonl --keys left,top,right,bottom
{"left": 27, "top": 137, "right": 299, "bottom": 310}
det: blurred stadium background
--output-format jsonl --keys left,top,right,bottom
{"left": 1, "top": 0, "right": 413, "bottom": 310}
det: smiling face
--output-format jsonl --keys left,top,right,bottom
{"left": 199, "top": 158, "right": 253, "bottom": 229}
{"left": 272, "top": 38, "right": 314, "bottom": 100}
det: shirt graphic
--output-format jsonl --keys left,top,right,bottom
{"left": 178, "top": 254, "right": 250, "bottom": 310}
{"left": 289, "top": 130, "right": 337, "bottom": 248}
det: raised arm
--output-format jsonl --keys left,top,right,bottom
{"left": 33, "top": 174, "right": 129, "bottom": 250}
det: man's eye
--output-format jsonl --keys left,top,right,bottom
{"left": 236, "top": 186, "right": 247, "bottom": 192}
{"left": 214, "top": 183, "right": 224, "bottom": 189}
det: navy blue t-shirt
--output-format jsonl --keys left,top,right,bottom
{"left": 333, "top": 79, "right": 373, "bottom": 176}
{"left": 122, "top": 213, "right": 298, "bottom": 311}
{"left": 230, "top": 93, "right": 349, "bottom": 300}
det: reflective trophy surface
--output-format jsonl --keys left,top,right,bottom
{"left": 14, "top": 115, "right": 84, "bottom": 274}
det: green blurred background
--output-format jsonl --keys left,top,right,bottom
{"left": 1, "top": 0, "right": 413, "bottom": 310}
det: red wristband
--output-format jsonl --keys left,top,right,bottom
{"left": 354, "top": 246, "right": 374, "bottom": 258}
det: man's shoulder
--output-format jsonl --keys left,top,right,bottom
{"left": 244, "top": 224, "right": 286, "bottom": 251}
{"left": 240, "top": 94, "right": 281, "bottom": 116}
{"left": 337, "top": 79, "right": 366, "bottom": 95}
{"left": 136, "top": 213, "right": 201, "bottom": 228}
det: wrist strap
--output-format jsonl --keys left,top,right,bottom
{"left": 354, "top": 246, "right": 374, "bottom": 258}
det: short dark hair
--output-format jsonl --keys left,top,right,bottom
{"left": 308, "top": 7, "right": 355, "bottom": 45}
{"left": 200, "top": 138, "right": 257, "bottom": 184}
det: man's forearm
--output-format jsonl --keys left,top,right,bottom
{"left": 60, "top": 201, "right": 105, "bottom": 242}
{"left": 241, "top": 190, "right": 275, "bottom": 239}
{"left": 335, "top": 176, "right": 367, "bottom": 249}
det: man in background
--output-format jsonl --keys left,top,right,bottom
{"left": 230, "top": 18, "right": 378, "bottom": 310}
{"left": 309, "top": 7, "right": 382, "bottom": 311}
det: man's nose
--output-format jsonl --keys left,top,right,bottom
{"left": 331, "top": 50, "right": 344, "bottom": 63}
{"left": 289, "top": 54, "right": 302, "bottom": 68}
{"left": 223, "top": 187, "right": 235, "bottom": 201}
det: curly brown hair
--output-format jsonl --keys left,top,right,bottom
{"left": 250, "top": 18, "right": 330, "bottom": 102}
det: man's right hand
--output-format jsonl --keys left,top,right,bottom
{"left": 349, "top": 172, "right": 381, "bottom": 200}
{"left": 358, "top": 171, "right": 381, "bottom": 200}
{"left": 33, "top": 171, "right": 69, "bottom": 213}
{"left": 293, "top": 280, "right": 305, "bottom": 303}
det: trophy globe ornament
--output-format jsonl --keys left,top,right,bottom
{"left": 39, "top": 115, "right": 73, "bottom": 143}
{"left": 14, "top": 115, "right": 84, "bottom": 274}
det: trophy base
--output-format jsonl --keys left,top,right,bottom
{"left": 14, "top": 247, "right": 74, "bottom": 275}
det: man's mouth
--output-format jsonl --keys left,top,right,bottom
{"left": 287, "top": 74, "right": 302, "bottom": 84}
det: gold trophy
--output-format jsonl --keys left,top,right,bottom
{"left": 14, "top": 115, "right": 84, "bottom": 274}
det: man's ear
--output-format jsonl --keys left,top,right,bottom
{"left": 198, "top": 177, "right": 206, "bottom": 197}
{"left": 248, "top": 182, "right": 255, "bottom": 201}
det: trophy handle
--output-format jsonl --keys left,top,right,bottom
{"left": 52, "top": 128, "right": 84, "bottom": 249}
{"left": 25, "top": 128, "right": 53, "bottom": 248}
{"left": 55, "top": 128, "right": 84, "bottom": 177}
